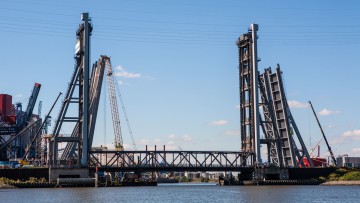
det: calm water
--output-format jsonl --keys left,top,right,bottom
{"left": 1, "top": 183, "right": 359, "bottom": 203}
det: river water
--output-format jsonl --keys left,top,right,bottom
{"left": 1, "top": 183, "right": 359, "bottom": 202}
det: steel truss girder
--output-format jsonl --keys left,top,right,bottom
{"left": 60, "top": 56, "right": 106, "bottom": 160}
{"left": 264, "top": 67, "right": 297, "bottom": 167}
{"left": 259, "top": 71, "right": 283, "bottom": 167}
{"left": 262, "top": 65, "right": 313, "bottom": 167}
{"left": 237, "top": 30, "right": 258, "bottom": 165}
{"left": 89, "top": 151, "right": 253, "bottom": 172}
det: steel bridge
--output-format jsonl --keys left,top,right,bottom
{"left": 89, "top": 150, "right": 254, "bottom": 172}
{"left": 43, "top": 15, "right": 319, "bottom": 182}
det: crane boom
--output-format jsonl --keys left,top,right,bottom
{"left": 105, "top": 58, "right": 123, "bottom": 151}
{"left": 308, "top": 101, "right": 337, "bottom": 165}
{"left": 115, "top": 79, "right": 137, "bottom": 150}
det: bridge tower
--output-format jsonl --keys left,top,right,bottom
{"left": 237, "top": 25, "right": 313, "bottom": 167}
{"left": 237, "top": 24, "right": 262, "bottom": 165}
{"left": 49, "top": 13, "right": 93, "bottom": 167}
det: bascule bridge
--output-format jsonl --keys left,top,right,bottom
{"left": 17, "top": 14, "right": 315, "bottom": 182}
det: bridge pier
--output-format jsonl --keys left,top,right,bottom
{"left": 49, "top": 167, "right": 89, "bottom": 183}
{"left": 254, "top": 167, "right": 289, "bottom": 180}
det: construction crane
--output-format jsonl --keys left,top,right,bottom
{"left": 104, "top": 57, "right": 137, "bottom": 151}
{"left": 308, "top": 101, "right": 337, "bottom": 165}
{"left": 114, "top": 77, "right": 137, "bottom": 151}
{"left": 105, "top": 57, "right": 124, "bottom": 151}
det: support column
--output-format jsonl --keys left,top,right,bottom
{"left": 250, "top": 24, "right": 261, "bottom": 164}
{"left": 81, "top": 13, "right": 91, "bottom": 166}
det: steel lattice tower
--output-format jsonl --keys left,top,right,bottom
{"left": 237, "top": 24, "right": 261, "bottom": 165}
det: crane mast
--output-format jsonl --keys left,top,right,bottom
{"left": 105, "top": 57, "right": 124, "bottom": 151}
{"left": 308, "top": 101, "right": 337, "bottom": 165}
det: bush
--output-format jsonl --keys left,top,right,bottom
{"left": 0, "top": 177, "right": 47, "bottom": 184}
{"left": 328, "top": 168, "right": 349, "bottom": 181}
{"left": 179, "top": 176, "right": 191, "bottom": 182}
{"left": 340, "top": 171, "right": 360, "bottom": 181}
{"left": 318, "top": 176, "right": 327, "bottom": 181}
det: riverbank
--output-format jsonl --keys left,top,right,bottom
{"left": 0, "top": 182, "right": 15, "bottom": 189}
{"left": 321, "top": 181, "right": 360, "bottom": 186}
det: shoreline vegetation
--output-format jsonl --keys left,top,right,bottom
{"left": 0, "top": 177, "right": 46, "bottom": 189}
{"left": 320, "top": 168, "right": 360, "bottom": 186}
{"left": 2, "top": 168, "right": 360, "bottom": 188}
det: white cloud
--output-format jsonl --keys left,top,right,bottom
{"left": 341, "top": 130, "right": 360, "bottom": 140}
{"left": 168, "top": 134, "right": 176, "bottom": 139}
{"left": 325, "top": 125, "right": 335, "bottom": 129}
{"left": 209, "top": 120, "right": 228, "bottom": 126}
{"left": 351, "top": 148, "right": 360, "bottom": 156}
{"left": 165, "top": 145, "right": 177, "bottom": 150}
{"left": 118, "top": 80, "right": 124, "bottom": 85}
{"left": 139, "top": 139, "right": 148, "bottom": 144}
{"left": 115, "top": 71, "right": 141, "bottom": 78}
{"left": 318, "top": 109, "right": 340, "bottom": 116}
{"left": 235, "top": 105, "right": 240, "bottom": 109}
{"left": 331, "top": 129, "right": 360, "bottom": 145}
{"left": 115, "top": 65, "right": 124, "bottom": 71}
{"left": 182, "top": 134, "right": 192, "bottom": 141}
{"left": 154, "top": 138, "right": 161, "bottom": 143}
{"left": 224, "top": 130, "right": 240, "bottom": 136}
{"left": 287, "top": 100, "right": 308, "bottom": 108}
{"left": 165, "top": 140, "right": 177, "bottom": 150}
{"left": 15, "top": 94, "right": 23, "bottom": 98}
{"left": 114, "top": 65, "right": 141, "bottom": 78}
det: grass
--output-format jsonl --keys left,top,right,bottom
{"left": 323, "top": 168, "right": 360, "bottom": 181}
{"left": 339, "top": 171, "right": 360, "bottom": 181}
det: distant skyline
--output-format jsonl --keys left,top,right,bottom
{"left": 0, "top": 0, "right": 359, "bottom": 159}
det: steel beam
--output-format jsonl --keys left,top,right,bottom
{"left": 81, "top": 12, "right": 90, "bottom": 166}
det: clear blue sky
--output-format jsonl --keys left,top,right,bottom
{"left": 0, "top": 0, "right": 359, "bottom": 158}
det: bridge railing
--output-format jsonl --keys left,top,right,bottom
{"left": 89, "top": 150, "right": 254, "bottom": 171}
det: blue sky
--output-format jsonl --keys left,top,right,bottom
{"left": 0, "top": 1, "right": 359, "bottom": 158}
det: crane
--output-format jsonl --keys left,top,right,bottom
{"left": 105, "top": 57, "right": 124, "bottom": 151}
{"left": 308, "top": 101, "right": 337, "bottom": 165}
{"left": 104, "top": 57, "right": 137, "bottom": 151}
{"left": 114, "top": 76, "right": 137, "bottom": 150}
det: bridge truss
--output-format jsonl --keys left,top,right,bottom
{"left": 89, "top": 150, "right": 254, "bottom": 172}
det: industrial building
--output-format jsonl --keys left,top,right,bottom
{"left": 337, "top": 155, "right": 360, "bottom": 168}
{"left": 0, "top": 83, "right": 44, "bottom": 164}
